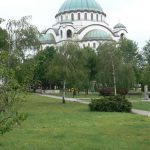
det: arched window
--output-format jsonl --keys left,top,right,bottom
{"left": 61, "top": 15, "right": 63, "bottom": 22}
{"left": 71, "top": 14, "right": 74, "bottom": 21}
{"left": 91, "top": 13, "right": 93, "bottom": 21}
{"left": 96, "top": 14, "right": 99, "bottom": 21}
{"left": 60, "top": 30, "right": 63, "bottom": 38}
{"left": 67, "top": 30, "right": 72, "bottom": 38}
{"left": 121, "top": 33, "right": 125, "bottom": 39}
{"left": 78, "top": 13, "right": 80, "bottom": 20}
{"left": 88, "top": 43, "right": 90, "bottom": 47}
{"left": 85, "top": 13, "right": 87, "bottom": 20}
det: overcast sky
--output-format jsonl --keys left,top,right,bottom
{"left": 0, "top": 0, "right": 150, "bottom": 50}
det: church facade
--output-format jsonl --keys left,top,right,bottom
{"left": 40, "top": 0, "right": 127, "bottom": 49}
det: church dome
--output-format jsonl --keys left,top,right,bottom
{"left": 114, "top": 23, "right": 126, "bottom": 29}
{"left": 83, "top": 29, "right": 112, "bottom": 41}
{"left": 57, "top": 0, "right": 104, "bottom": 15}
{"left": 39, "top": 34, "right": 56, "bottom": 44}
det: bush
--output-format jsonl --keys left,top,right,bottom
{"left": 97, "top": 87, "right": 129, "bottom": 97}
{"left": 89, "top": 96, "right": 132, "bottom": 112}
{"left": 117, "top": 89, "right": 128, "bottom": 96}
{"left": 98, "top": 87, "right": 114, "bottom": 96}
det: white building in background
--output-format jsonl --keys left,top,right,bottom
{"left": 40, "top": 0, "right": 128, "bottom": 49}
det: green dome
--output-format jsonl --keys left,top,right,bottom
{"left": 83, "top": 29, "right": 112, "bottom": 41}
{"left": 58, "top": 0, "right": 103, "bottom": 14}
{"left": 114, "top": 23, "right": 126, "bottom": 29}
{"left": 39, "top": 34, "right": 56, "bottom": 44}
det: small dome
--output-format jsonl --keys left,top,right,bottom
{"left": 39, "top": 34, "right": 56, "bottom": 44}
{"left": 114, "top": 23, "right": 126, "bottom": 29}
{"left": 58, "top": 0, "right": 104, "bottom": 14}
{"left": 83, "top": 29, "right": 112, "bottom": 41}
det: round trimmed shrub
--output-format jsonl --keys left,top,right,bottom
{"left": 89, "top": 96, "right": 132, "bottom": 112}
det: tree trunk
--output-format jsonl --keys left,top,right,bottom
{"left": 85, "top": 89, "right": 89, "bottom": 95}
{"left": 62, "top": 81, "right": 66, "bottom": 104}
{"left": 112, "top": 60, "right": 117, "bottom": 96}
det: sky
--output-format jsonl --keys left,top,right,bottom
{"left": 0, "top": 0, "right": 150, "bottom": 50}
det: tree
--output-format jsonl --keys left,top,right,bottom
{"left": 6, "top": 16, "right": 40, "bottom": 60}
{"left": 96, "top": 41, "right": 136, "bottom": 95}
{"left": 0, "top": 16, "right": 40, "bottom": 134}
{"left": 0, "top": 27, "right": 8, "bottom": 51}
{"left": 141, "top": 40, "right": 150, "bottom": 88}
{"left": 33, "top": 46, "right": 56, "bottom": 90}
{"left": 118, "top": 38, "right": 138, "bottom": 64}
{"left": 46, "top": 43, "right": 85, "bottom": 102}
{"left": 80, "top": 47, "right": 97, "bottom": 94}
{"left": 118, "top": 38, "right": 141, "bottom": 86}
{"left": 0, "top": 39, "right": 26, "bottom": 135}
{"left": 143, "top": 39, "right": 150, "bottom": 64}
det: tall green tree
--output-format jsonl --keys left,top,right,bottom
{"left": 6, "top": 16, "right": 40, "bottom": 60}
{"left": 143, "top": 39, "right": 150, "bottom": 64}
{"left": 46, "top": 43, "right": 85, "bottom": 102}
{"left": 141, "top": 40, "right": 150, "bottom": 88}
{"left": 79, "top": 47, "right": 97, "bottom": 94}
{"left": 97, "top": 41, "right": 136, "bottom": 94}
{"left": 33, "top": 46, "right": 56, "bottom": 90}
{"left": 118, "top": 38, "right": 141, "bottom": 86}
{"left": 0, "top": 26, "right": 26, "bottom": 134}
{"left": 0, "top": 16, "right": 39, "bottom": 134}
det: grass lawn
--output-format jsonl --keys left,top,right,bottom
{"left": 132, "top": 101, "right": 150, "bottom": 111}
{"left": 127, "top": 94, "right": 143, "bottom": 102}
{"left": 0, "top": 94, "right": 150, "bottom": 150}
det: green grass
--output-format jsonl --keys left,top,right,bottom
{"left": 127, "top": 95, "right": 143, "bottom": 102}
{"left": 0, "top": 94, "right": 150, "bottom": 150}
{"left": 132, "top": 101, "right": 150, "bottom": 111}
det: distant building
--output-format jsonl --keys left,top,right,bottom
{"left": 40, "top": 0, "right": 127, "bottom": 49}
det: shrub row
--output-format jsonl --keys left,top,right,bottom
{"left": 97, "top": 88, "right": 128, "bottom": 96}
{"left": 89, "top": 96, "right": 132, "bottom": 112}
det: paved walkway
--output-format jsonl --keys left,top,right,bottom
{"left": 39, "top": 94, "right": 89, "bottom": 104}
{"left": 39, "top": 94, "right": 150, "bottom": 117}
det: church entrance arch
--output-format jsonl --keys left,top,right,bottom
{"left": 67, "top": 30, "right": 72, "bottom": 38}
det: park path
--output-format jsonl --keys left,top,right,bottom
{"left": 39, "top": 94, "right": 89, "bottom": 104}
{"left": 38, "top": 94, "right": 150, "bottom": 117}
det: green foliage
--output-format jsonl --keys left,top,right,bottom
{"left": 6, "top": 16, "right": 40, "bottom": 60}
{"left": 141, "top": 40, "right": 150, "bottom": 86}
{"left": 0, "top": 80, "right": 27, "bottom": 135}
{"left": 96, "top": 41, "right": 136, "bottom": 90}
{"left": 0, "top": 27, "right": 8, "bottom": 51}
{"left": 0, "top": 71, "right": 27, "bottom": 134}
{"left": 118, "top": 38, "right": 138, "bottom": 63}
{"left": 0, "top": 111, "right": 27, "bottom": 135}
{"left": 141, "top": 65, "right": 150, "bottom": 86}
{"left": 143, "top": 40, "right": 150, "bottom": 64}
{"left": 46, "top": 43, "right": 83, "bottom": 88}
{"left": 34, "top": 46, "right": 56, "bottom": 89}
{"left": 89, "top": 96, "right": 132, "bottom": 112}
{"left": 0, "top": 24, "right": 27, "bottom": 134}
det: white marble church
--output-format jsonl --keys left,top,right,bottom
{"left": 40, "top": 0, "right": 127, "bottom": 49}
